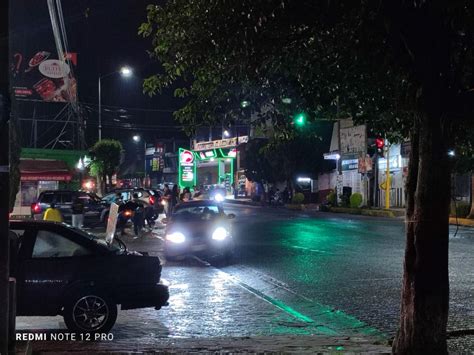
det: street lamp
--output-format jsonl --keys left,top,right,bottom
{"left": 132, "top": 135, "right": 147, "bottom": 186}
{"left": 98, "top": 66, "right": 133, "bottom": 141}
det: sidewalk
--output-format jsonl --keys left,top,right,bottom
{"left": 16, "top": 335, "right": 391, "bottom": 354}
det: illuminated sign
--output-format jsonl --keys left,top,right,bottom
{"left": 178, "top": 148, "right": 196, "bottom": 188}
{"left": 194, "top": 136, "right": 249, "bottom": 151}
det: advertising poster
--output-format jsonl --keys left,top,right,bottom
{"left": 11, "top": 50, "right": 78, "bottom": 102}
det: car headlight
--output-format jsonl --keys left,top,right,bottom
{"left": 166, "top": 232, "right": 186, "bottom": 243}
{"left": 214, "top": 193, "right": 224, "bottom": 202}
{"left": 212, "top": 227, "right": 228, "bottom": 241}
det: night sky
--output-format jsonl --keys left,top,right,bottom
{"left": 11, "top": 0, "right": 187, "bottom": 147}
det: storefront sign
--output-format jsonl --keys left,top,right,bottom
{"left": 178, "top": 148, "right": 196, "bottom": 188}
{"left": 342, "top": 154, "right": 359, "bottom": 171}
{"left": 378, "top": 155, "right": 402, "bottom": 170}
{"left": 194, "top": 136, "right": 249, "bottom": 151}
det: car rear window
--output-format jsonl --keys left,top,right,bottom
{"left": 40, "top": 193, "right": 55, "bottom": 204}
{"left": 60, "top": 193, "right": 73, "bottom": 203}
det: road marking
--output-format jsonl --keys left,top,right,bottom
{"left": 213, "top": 268, "right": 338, "bottom": 335}
{"left": 290, "top": 245, "right": 333, "bottom": 254}
{"left": 213, "top": 266, "right": 385, "bottom": 338}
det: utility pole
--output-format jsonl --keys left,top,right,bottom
{"left": 385, "top": 143, "right": 391, "bottom": 209}
{"left": 0, "top": 0, "right": 11, "bottom": 353}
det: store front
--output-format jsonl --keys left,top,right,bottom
{"left": 181, "top": 136, "right": 248, "bottom": 193}
{"left": 12, "top": 158, "right": 72, "bottom": 216}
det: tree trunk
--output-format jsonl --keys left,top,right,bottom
{"left": 468, "top": 174, "right": 474, "bottom": 219}
{"left": 393, "top": 115, "right": 451, "bottom": 354}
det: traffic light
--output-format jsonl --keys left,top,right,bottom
{"left": 376, "top": 137, "right": 384, "bottom": 157}
{"left": 293, "top": 112, "right": 307, "bottom": 127}
{"left": 367, "top": 137, "right": 385, "bottom": 157}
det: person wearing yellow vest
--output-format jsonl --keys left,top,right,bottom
{"left": 43, "top": 203, "right": 63, "bottom": 223}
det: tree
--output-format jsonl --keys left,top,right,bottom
{"left": 89, "top": 139, "right": 122, "bottom": 196}
{"left": 141, "top": 1, "right": 474, "bottom": 352}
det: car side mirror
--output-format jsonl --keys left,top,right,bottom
{"left": 227, "top": 213, "right": 236, "bottom": 219}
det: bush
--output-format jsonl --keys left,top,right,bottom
{"left": 450, "top": 201, "right": 471, "bottom": 218}
{"left": 327, "top": 191, "right": 336, "bottom": 205}
{"left": 291, "top": 192, "right": 305, "bottom": 204}
{"left": 350, "top": 193, "right": 363, "bottom": 208}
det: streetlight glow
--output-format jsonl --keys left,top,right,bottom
{"left": 133, "top": 135, "right": 141, "bottom": 142}
{"left": 120, "top": 66, "right": 133, "bottom": 77}
{"left": 223, "top": 130, "right": 230, "bottom": 137}
{"left": 240, "top": 100, "right": 250, "bottom": 108}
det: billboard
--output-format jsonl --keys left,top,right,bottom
{"left": 11, "top": 50, "right": 77, "bottom": 102}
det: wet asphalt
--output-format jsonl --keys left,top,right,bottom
{"left": 16, "top": 203, "right": 473, "bottom": 352}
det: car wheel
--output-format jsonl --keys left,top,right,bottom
{"left": 63, "top": 291, "right": 117, "bottom": 334}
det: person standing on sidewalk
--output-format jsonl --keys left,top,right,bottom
{"left": 71, "top": 197, "right": 85, "bottom": 228}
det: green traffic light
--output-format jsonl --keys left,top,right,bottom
{"left": 294, "top": 112, "right": 307, "bottom": 126}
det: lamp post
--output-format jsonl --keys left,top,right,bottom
{"left": 133, "top": 135, "right": 147, "bottom": 187}
{"left": 98, "top": 66, "right": 132, "bottom": 141}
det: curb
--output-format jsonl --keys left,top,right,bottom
{"left": 328, "top": 207, "right": 403, "bottom": 218}
{"left": 449, "top": 217, "right": 474, "bottom": 228}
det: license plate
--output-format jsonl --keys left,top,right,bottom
{"left": 191, "top": 244, "right": 207, "bottom": 252}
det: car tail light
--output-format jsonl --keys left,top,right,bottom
{"left": 124, "top": 210, "right": 132, "bottom": 217}
{"left": 149, "top": 195, "right": 155, "bottom": 205}
{"left": 31, "top": 203, "right": 41, "bottom": 214}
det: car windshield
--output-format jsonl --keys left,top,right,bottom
{"left": 173, "top": 204, "right": 222, "bottom": 220}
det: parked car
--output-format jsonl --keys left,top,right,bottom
{"left": 9, "top": 220, "right": 169, "bottom": 333}
{"left": 163, "top": 200, "right": 235, "bottom": 261}
{"left": 31, "top": 190, "right": 108, "bottom": 225}
{"left": 100, "top": 188, "right": 164, "bottom": 225}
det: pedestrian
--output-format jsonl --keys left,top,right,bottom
{"left": 131, "top": 193, "right": 145, "bottom": 238}
{"left": 182, "top": 187, "right": 192, "bottom": 202}
{"left": 163, "top": 184, "right": 172, "bottom": 217}
{"left": 43, "top": 203, "right": 63, "bottom": 223}
{"left": 71, "top": 197, "right": 84, "bottom": 228}
{"left": 171, "top": 184, "right": 179, "bottom": 207}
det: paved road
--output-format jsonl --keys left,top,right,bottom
{"left": 221, "top": 204, "right": 474, "bottom": 351}
{"left": 17, "top": 203, "right": 473, "bottom": 352}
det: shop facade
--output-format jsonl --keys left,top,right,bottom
{"left": 12, "top": 148, "right": 86, "bottom": 217}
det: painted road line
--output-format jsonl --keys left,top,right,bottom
{"left": 215, "top": 266, "right": 385, "bottom": 338}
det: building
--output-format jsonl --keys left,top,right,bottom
{"left": 12, "top": 148, "right": 87, "bottom": 216}
{"left": 321, "top": 119, "right": 408, "bottom": 208}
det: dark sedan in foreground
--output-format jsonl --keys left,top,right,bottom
{"left": 9, "top": 221, "right": 169, "bottom": 334}
{"left": 163, "top": 200, "right": 235, "bottom": 261}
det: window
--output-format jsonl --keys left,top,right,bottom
{"left": 174, "top": 205, "right": 221, "bottom": 219}
{"left": 32, "top": 230, "right": 91, "bottom": 258}
{"left": 41, "top": 193, "right": 55, "bottom": 204}
{"left": 60, "top": 193, "right": 72, "bottom": 203}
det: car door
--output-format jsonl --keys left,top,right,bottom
{"left": 16, "top": 226, "right": 96, "bottom": 316}
{"left": 57, "top": 192, "right": 73, "bottom": 221}
{"left": 80, "top": 192, "right": 102, "bottom": 222}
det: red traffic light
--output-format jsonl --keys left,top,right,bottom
{"left": 375, "top": 137, "right": 384, "bottom": 149}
